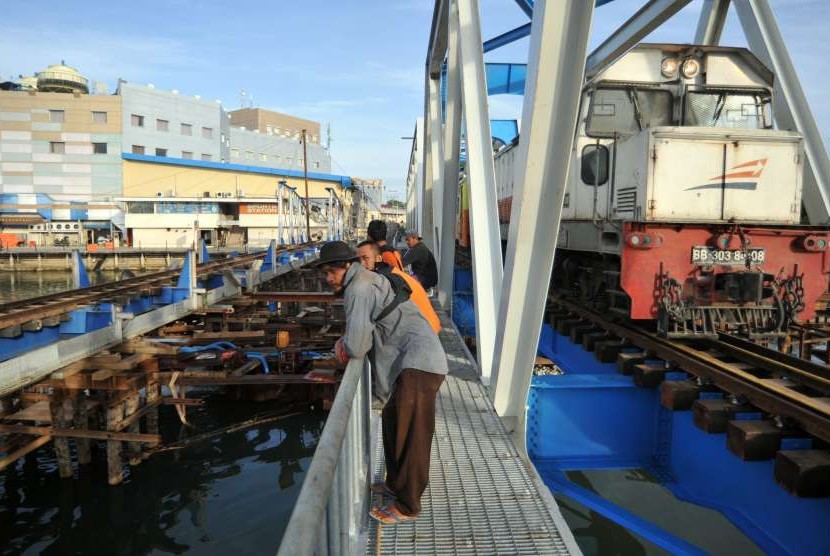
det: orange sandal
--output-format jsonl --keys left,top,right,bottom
{"left": 370, "top": 504, "right": 416, "bottom": 525}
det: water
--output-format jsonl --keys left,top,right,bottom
{"left": 0, "top": 398, "right": 325, "bottom": 555}
{"left": 0, "top": 271, "right": 121, "bottom": 303}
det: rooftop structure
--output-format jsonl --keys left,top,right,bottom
{"left": 228, "top": 107, "right": 321, "bottom": 144}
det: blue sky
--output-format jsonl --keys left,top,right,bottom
{"left": 1, "top": 0, "right": 827, "bottom": 201}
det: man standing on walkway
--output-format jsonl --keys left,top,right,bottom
{"left": 403, "top": 231, "right": 438, "bottom": 290}
{"left": 367, "top": 219, "right": 404, "bottom": 271}
{"left": 356, "top": 240, "right": 441, "bottom": 334}
{"left": 317, "top": 241, "right": 448, "bottom": 524}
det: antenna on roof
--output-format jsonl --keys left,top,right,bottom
{"left": 327, "top": 122, "right": 332, "bottom": 151}
{"left": 240, "top": 89, "right": 246, "bottom": 109}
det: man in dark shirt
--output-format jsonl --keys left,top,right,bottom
{"left": 403, "top": 230, "right": 438, "bottom": 290}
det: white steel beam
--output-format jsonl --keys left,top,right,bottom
{"left": 427, "top": 0, "right": 449, "bottom": 77}
{"left": 694, "top": 0, "right": 731, "bottom": 45}
{"left": 423, "top": 76, "right": 444, "bottom": 253}
{"left": 585, "top": 0, "right": 692, "bottom": 79}
{"left": 457, "top": 0, "right": 503, "bottom": 382}
{"left": 735, "top": 0, "right": 830, "bottom": 224}
{"left": 490, "top": 0, "right": 594, "bottom": 453}
{"left": 438, "top": 0, "right": 463, "bottom": 309}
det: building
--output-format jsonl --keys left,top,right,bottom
{"left": 119, "top": 154, "right": 352, "bottom": 248}
{"left": 228, "top": 108, "right": 321, "bottom": 144}
{"left": 0, "top": 63, "right": 350, "bottom": 247}
{"left": 353, "top": 177, "right": 384, "bottom": 213}
{"left": 380, "top": 203, "right": 406, "bottom": 226}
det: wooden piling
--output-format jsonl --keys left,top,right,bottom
{"left": 49, "top": 392, "right": 73, "bottom": 479}
{"left": 72, "top": 392, "right": 92, "bottom": 465}
{"left": 124, "top": 392, "right": 142, "bottom": 466}
{"left": 106, "top": 400, "right": 124, "bottom": 486}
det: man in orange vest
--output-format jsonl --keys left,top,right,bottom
{"left": 367, "top": 220, "right": 404, "bottom": 271}
{"left": 357, "top": 241, "right": 441, "bottom": 334}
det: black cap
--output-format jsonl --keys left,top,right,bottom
{"left": 314, "top": 241, "right": 358, "bottom": 267}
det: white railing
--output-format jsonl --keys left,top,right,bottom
{"left": 277, "top": 357, "right": 373, "bottom": 555}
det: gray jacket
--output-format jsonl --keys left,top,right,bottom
{"left": 341, "top": 262, "right": 448, "bottom": 403}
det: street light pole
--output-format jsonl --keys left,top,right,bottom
{"left": 301, "top": 129, "right": 311, "bottom": 242}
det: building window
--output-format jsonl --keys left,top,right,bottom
{"left": 155, "top": 148, "right": 168, "bottom": 157}
{"left": 50, "top": 142, "right": 65, "bottom": 154}
{"left": 202, "top": 127, "right": 213, "bottom": 139}
{"left": 49, "top": 110, "right": 65, "bottom": 123}
{"left": 182, "top": 151, "right": 193, "bottom": 159}
{"left": 202, "top": 153, "right": 212, "bottom": 161}
{"left": 156, "top": 119, "right": 169, "bottom": 132}
{"left": 230, "top": 149, "right": 239, "bottom": 159}
{"left": 286, "top": 157, "right": 292, "bottom": 165}
{"left": 313, "top": 161, "right": 320, "bottom": 169}
{"left": 93, "top": 142, "right": 108, "bottom": 154}
{"left": 298, "top": 158, "right": 304, "bottom": 167}
{"left": 92, "top": 111, "right": 107, "bottom": 124}
{"left": 131, "top": 114, "right": 145, "bottom": 127}
{"left": 127, "top": 202, "right": 154, "bottom": 214}
{"left": 266, "top": 125, "right": 273, "bottom": 135}
{"left": 132, "top": 145, "right": 145, "bottom": 155}
{"left": 181, "top": 123, "right": 192, "bottom": 136}
{"left": 246, "top": 151, "right": 253, "bottom": 160}
{"left": 259, "top": 153, "right": 267, "bottom": 161}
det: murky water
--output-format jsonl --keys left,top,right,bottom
{"left": 0, "top": 398, "right": 325, "bottom": 555}
{"left": 0, "top": 271, "right": 122, "bottom": 303}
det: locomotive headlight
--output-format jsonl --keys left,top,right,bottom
{"left": 681, "top": 58, "right": 700, "bottom": 79}
{"left": 661, "top": 57, "right": 680, "bottom": 78}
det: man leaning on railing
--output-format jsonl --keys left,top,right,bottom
{"left": 316, "top": 241, "right": 448, "bottom": 525}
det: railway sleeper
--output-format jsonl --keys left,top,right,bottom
{"left": 727, "top": 419, "right": 811, "bottom": 461}
{"left": 774, "top": 449, "right": 830, "bottom": 497}
{"left": 582, "top": 331, "right": 609, "bottom": 352}
{"left": 555, "top": 318, "right": 584, "bottom": 336}
{"left": 569, "top": 324, "right": 600, "bottom": 345}
{"left": 632, "top": 362, "right": 671, "bottom": 388}
{"left": 617, "top": 351, "right": 647, "bottom": 375}
{"left": 594, "top": 339, "right": 624, "bottom": 363}
{"left": 692, "top": 398, "right": 761, "bottom": 434}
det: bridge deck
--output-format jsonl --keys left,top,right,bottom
{"left": 365, "top": 307, "right": 578, "bottom": 555}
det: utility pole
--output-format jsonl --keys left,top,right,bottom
{"left": 301, "top": 129, "right": 311, "bottom": 242}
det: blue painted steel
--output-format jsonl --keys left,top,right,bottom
{"left": 540, "top": 467, "right": 708, "bottom": 556}
{"left": 121, "top": 296, "right": 155, "bottom": 316}
{"left": 528, "top": 322, "right": 830, "bottom": 555}
{"left": 200, "top": 239, "right": 211, "bottom": 263}
{"left": 261, "top": 240, "right": 278, "bottom": 272}
{"left": 72, "top": 250, "right": 91, "bottom": 288}
{"left": 0, "top": 327, "right": 62, "bottom": 362}
{"left": 512, "top": 0, "right": 533, "bottom": 18}
{"left": 122, "top": 153, "right": 353, "bottom": 189}
{"left": 483, "top": 23, "right": 531, "bottom": 53}
{"left": 59, "top": 304, "right": 113, "bottom": 335}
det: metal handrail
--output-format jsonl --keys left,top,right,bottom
{"left": 278, "top": 357, "right": 373, "bottom": 555}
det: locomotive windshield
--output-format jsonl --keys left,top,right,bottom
{"left": 684, "top": 89, "right": 772, "bottom": 129}
{"left": 586, "top": 86, "right": 673, "bottom": 137}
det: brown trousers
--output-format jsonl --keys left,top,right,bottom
{"left": 382, "top": 368, "right": 445, "bottom": 516}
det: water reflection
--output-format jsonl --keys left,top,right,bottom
{"left": 0, "top": 398, "right": 324, "bottom": 555}
{"left": 0, "top": 271, "right": 121, "bottom": 303}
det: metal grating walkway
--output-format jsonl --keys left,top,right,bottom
{"left": 365, "top": 309, "right": 579, "bottom": 555}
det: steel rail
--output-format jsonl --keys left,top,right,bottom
{"left": 0, "top": 244, "right": 316, "bottom": 331}
{"left": 554, "top": 297, "right": 830, "bottom": 444}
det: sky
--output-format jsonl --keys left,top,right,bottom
{"left": 1, "top": 0, "right": 828, "bottom": 202}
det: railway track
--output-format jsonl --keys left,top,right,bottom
{"left": 0, "top": 244, "right": 316, "bottom": 332}
{"left": 551, "top": 297, "right": 830, "bottom": 446}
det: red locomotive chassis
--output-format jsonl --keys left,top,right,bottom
{"left": 619, "top": 222, "right": 830, "bottom": 321}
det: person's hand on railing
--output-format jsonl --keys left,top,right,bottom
{"left": 334, "top": 337, "right": 349, "bottom": 365}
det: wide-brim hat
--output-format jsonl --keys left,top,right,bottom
{"left": 313, "top": 241, "right": 358, "bottom": 267}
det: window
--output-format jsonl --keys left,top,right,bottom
{"left": 182, "top": 151, "right": 193, "bottom": 159}
{"left": 230, "top": 149, "right": 239, "bottom": 159}
{"left": 92, "top": 111, "right": 107, "bottom": 124}
{"left": 286, "top": 157, "right": 293, "bottom": 165}
{"left": 201, "top": 153, "right": 212, "bottom": 161}
{"left": 50, "top": 142, "right": 65, "bottom": 154}
{"left": 266, "top": 125, "right": 273, "bottom": 135}
{"left": 156, "top": 119, "right": 169, "bottom": 132}
{"left": 586, "top": 87, "right": 673, "bottom": 138}
{"left": 49, "top": 110, "right": 65, "bottom": 123}
{"left": 181, "top": 123, "right": 192, "bottom": 136}
{"left": 581, "top": 144, "right": 609, "bottom": 186}
{"left": 131, "top": 114, "right": 145, "bottom": 127}
{"left": 313, "top": 161, "right": 320, "bottom": 169}
{"left": 684, "top": 89, "right": 772, "bottom": 130}
{"left": 246, "top": 151, "right": 254, "bottom": 160}
{"left": 298, "top": 158, "right": 304, "bottom": 167}
{"left": 93, "top": 142, "right": 108, "bottom": 154}
{"left": 155, "top": 148, "right": 168, "bottom": 157}
{"left": 259, "top": 153, "right": 267, "bottom": 161}
{"left": 132, "top": 145, "right": 145, "bottom": 155}
{"left": 127, "top": 202, "right": 154, "bottom": 214}
{"left": 202, "top": 127, "right": 213, "bottom": 139}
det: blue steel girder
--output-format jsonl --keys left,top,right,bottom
{"left": 490, "top": 0, "right": 618, "bottom": 53}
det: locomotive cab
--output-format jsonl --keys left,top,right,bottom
{"left": 523, "top": 44, "right": 829, "bottom": 338}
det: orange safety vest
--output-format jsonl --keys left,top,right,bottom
{"left": 380, "top": 245, "right": 404, "bottom": 271}
{"left": 392, "top": 267, "right": 441, "bottom": 334}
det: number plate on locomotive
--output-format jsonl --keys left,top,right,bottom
{"left": 690, "top": 246, "right": 766, "bottom": 265}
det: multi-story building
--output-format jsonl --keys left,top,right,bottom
{"left": 228, "top": 126, "right": 330, "bottom": 173}
{"left": 228, "top": 108, "right": 321, "bottom": 144}
{"left": 119, "top": 81, "right": 229, "bottom": 163}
